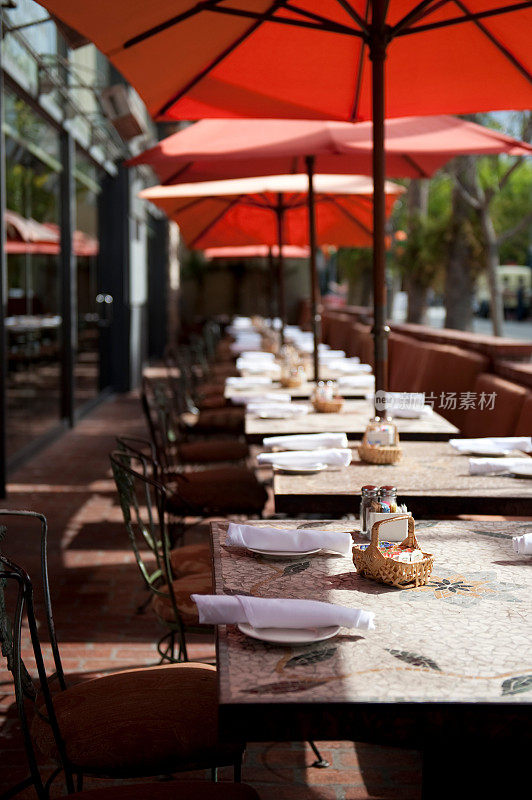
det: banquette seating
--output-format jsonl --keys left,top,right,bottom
{"left": 322, "top": 309, "right": 531, "bottom": 436}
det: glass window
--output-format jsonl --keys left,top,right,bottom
{"left": 74, "top": 149, "right": 102, "bottom": 409}
{"left": 4, "top": 89, "right": 62, "bottom": 460}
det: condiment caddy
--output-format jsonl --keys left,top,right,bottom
{"left": 358, "top": 417, "right": 402, "bottom": 464}
{"left": 353, "top": 515, "right": 433, "bottom": 588}
{"left": 312, "top": 380, "right": 344, "bottom": 413}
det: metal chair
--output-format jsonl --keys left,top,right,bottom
{"left": 141, "top": 375, "right": 248, "bottom": 470}
{"left": 0, "top": 510, "right": 248, "bottom": 797}
{"left": 110, "top": 451, "right": 212, "bottom": 663}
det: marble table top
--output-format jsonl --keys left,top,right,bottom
{"left": 245, "top": 400, "right": 458, "bottom": 443}
{"left": 212, "top": 518, "right": 532, "bottom": 741}
{"left": 273, "top": 441, "right": 532, "bottom": 517}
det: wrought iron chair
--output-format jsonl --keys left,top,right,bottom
{"left": 110, "top": 451, "right": 213, "bottom": 664}
{"left": 115, "top": 437, "right": 213, "bottom": 578}
{"left": 141, "top": 375, "right": 248, "bottom": 468}
{"left": 0, "top": 510, "right": 249, "bottom": 797}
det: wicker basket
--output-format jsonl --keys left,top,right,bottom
{"left": 312, "top": 397, "right": 344, "bottom": 413}
{"left": 280, "top": 375, "right": 304, "bottom": 388}
{"left": 353, "top": 516, "right": 433, "bottom": 588}
{"left": 357, "top": 426, "right": 402, "bottom": 464}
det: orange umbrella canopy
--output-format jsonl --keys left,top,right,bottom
{"left": 128, "top": 115, "right": 532, "bottom": 184}
{"left": 204, "top": 245, "right": 310, "bottom": 259}
{"left": 139, "top": 174, "right": 402, "bottom": 250}
{"left": 37, "top": 2, "right": 531, "bottom": 122}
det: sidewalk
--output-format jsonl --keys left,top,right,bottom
{"left": 0, "top": 392, "right": 421, "bottom": 799}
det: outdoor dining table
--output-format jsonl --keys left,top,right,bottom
{"left": 245, "top": 400, "right": 458, "bottom": 443}
{"left": 211, "top": 517, "right": 531, "bottom": 799}
{"left": 225, "top": 379, "right": 371, "bottom": 402}
{"left": 273, "top": 441, "right": 532, "bottom": 517}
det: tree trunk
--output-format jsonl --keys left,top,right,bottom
{"left": 406, "top": 277, "right": 428, "bottom": 323}
{"left": 444, "top": 158, "right": 476, "bottom": 331}
{"left": 445, "top": 239, "right": 474, "bottom": 330}
{"left": 405, "top": 179, "right": 430, "bottom": 325}
{"left": 479, "top": 202, "right": 505, "bottom": 337}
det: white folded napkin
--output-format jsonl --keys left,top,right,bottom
{"left": 230, "top": 342, "right": 262, "bottom": 354}
{"left": 237, "top": 359, "right": 281, "bottom": 376}
{"left": 468, "top": 457, "right": 532, "bottom": 476}
{"left": 257, "top": 448, "right": 352, "bottom": 467}
{"left": 226, "top": 376, "right": 272, "bottom": 388}
{"left": 247, "top": 402, "right": 311, "bottom": 417}
{"left": 263, "top": 432, "right": 349, "bottom": 450}
{"left": 226, "top": 522, "right": 353, "bottom": 556}
{"left": 192, "top": 594, "right": 375, "bottom": 631}
{"left": 240, "top": 351, "right": 275, "bottom": 361}
{"left": 377, "top": 393, "right": 433, "bottom": 419}
{"left": 230, "top": 392, "right": 291, "bottom": 405}
{"left": 337, "top": 374, "right": 375, "bottom": 388}
{"left": 451, "top": 437, "right": 532, "bottom": 455}
{"left": 330, "top": 360, "right": 372, "bottom": 374}
{"left": 512, "top": 533, "right": 532, "bottom": 555}
{"left": 319, "top": 350, "right": 346, "bottom": 361}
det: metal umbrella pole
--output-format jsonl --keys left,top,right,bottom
{"left": 305, "top": 155, "right": 321, "bottom": 383}
{"left": 370, "top": 0, "right": 389, "bottom": 415}
{"left": 275, "top": 193, "right": 286, "bottom": 345}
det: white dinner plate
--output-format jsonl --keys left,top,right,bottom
{"left": 466, "top": 448, "right": 512, "bottom": 457}
{"left": 257, "top": 411, "right": 300, "bottom": 419}
{"left": 246, "top": 546, "right": 322, "bottom": 557}
{"left": 237, "top": 622, "right": 340, "bottom": 645}
{"left": 272, "top": 462, "right": 327, "bottom": 474}
{"left": 510, "top": 463, "right": 532, "bottom": 478}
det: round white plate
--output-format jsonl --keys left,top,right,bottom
{"left": 272, "top": 463, "right": 327, "bottom": 474}
{"left": 510, "top": 463, "right": 532, "bottom": 478}
{"left": 467, "top": 448, "right": 512, "bottom": 457}
{"left": 247, "top": 546, "right": 321, "bottom": 557}
{"left": 237, "top": 622, "right": 340, "bottom": 645}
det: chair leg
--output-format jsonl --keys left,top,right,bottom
{"left": 210, "top": 767, "right": 218, "bottom": 782}
{"left": 76, "top": 774, "right": 84, "bottom": 792}
{"left": 234, "top": 755, "right": 243, "bottom": 783}
{"left": 136, "top": 593, "right": 152, "bottom": 615}
{"left": 308, "top": 740, "right": 330, "bottom": 768}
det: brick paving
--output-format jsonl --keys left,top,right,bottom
{"left": 0, "top": 392, "right": 422, "bottom": 799}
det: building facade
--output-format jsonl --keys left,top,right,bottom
{"left": 0, "top": 0, "right": 169, "bottom": 494}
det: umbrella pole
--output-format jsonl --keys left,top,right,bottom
{"left": 267, "top": 246, "right": 276, "bottom": 326}
{"left": 275, "top": 195, "right": 286, "bottom": 345}
{"left": 370, "top": 0, "right": 389, "bottom": 415}
{"left": 305, "top": 155, "right": 320, "bottom": 383}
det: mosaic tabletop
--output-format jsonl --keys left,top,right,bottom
{"left": 245, "top": 400, "right": 458, "bottom": 443}
{"left": 273, "top": 441, "right": 532, "bottom": 517}
{"left": 212, "top": 518, "right": 532, "bottom": 716}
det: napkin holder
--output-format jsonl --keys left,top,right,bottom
{"left": 357, "top": 427, "right": 402, "bottom": 464}
{"left": 366, "top": 511, "right": 411, "bottom": 542}
{"left": 353, "top": 516, "right": 433, "bottom": 588}
{"left": 313, "top": 397, "right": 344, "bottom": 413}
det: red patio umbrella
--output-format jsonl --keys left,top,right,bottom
{"left": 139, "top": 173, "right": 402, "bottom": 374}
{"left": 128, "top": 115, "right": 532, "bottom": 185}
{"left": 204, "top": 245, "right": 310, "bottom": 259}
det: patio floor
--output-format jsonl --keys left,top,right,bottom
{"left": 0, "top": 392, "right": 422, "bottom": 799}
